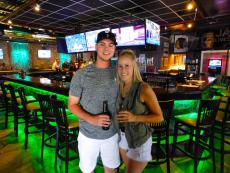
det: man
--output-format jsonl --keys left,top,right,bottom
{"left": 68, "top": 31, "right": 120, "bottom": 173}
{"left": 52, "top": 58, "right": 61, "bottom": 71}
{"left": 62, "top": 60, "right": 70, "bottom": 72}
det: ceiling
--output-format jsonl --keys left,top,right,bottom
{"left": 0, "top": 0, "right": 230, "bottom": 40}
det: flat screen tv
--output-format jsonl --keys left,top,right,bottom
{"left": 38, "top": 49, "right": 51, "bottom": 58}
{"left": 0, "top": 48, "right": 3, "bottom": 59}
{"left": 85, "top": 28, "right": 110, "bottom": 51}
{"left": 65, "top": 32, "right": 88, "bottom": 53}
{"left": 145, "top": 19, "right": 160, "bottom": 46}
{"left": 209, "top": 59, "right": 222, "bottom": 67}
{"left": 111, "top": 24, "right": 145, "bottom": 47}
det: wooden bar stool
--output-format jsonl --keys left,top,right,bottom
{"left": 0, "top": 81, "right": 15, "bottom": 128}
{"left": 6, "top": 84, "right": 37, "bottom": 136}
{"left": 37, "top": 94, "right": 57, "bottom": 161}
{"left": 16, "top": 87, "right": 42, "bottom": 149}
{"left": 213, "top": 96, "right": 230, "bottom": 173}
{"left": 171, "top": 99, "right": 220, "bottom": 173}
{"left": 51, "top": 98, "right": 79, "bottom": 173}
{"left": 147, "top": 100, "right": 174, "bottom": 173}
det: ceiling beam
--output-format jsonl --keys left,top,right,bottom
{"left": 0, "top": 0, "right": 37, "bottom": 22}
{"left": 0, "top": 7, "right": 13, "bottom": 13}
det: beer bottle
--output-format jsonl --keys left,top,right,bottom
{"left": 102, "top": 100, "right": 110, "bottom": 130}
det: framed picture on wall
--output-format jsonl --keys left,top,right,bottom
{"left": 174, "top": 35, "right": 188, "bottom": 53}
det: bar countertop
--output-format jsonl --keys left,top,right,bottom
{"left": 1, "top": 74, "right": 70, "bottom": 96}
{"left": 1, "top": 74, "right": 216, "bottom": 100}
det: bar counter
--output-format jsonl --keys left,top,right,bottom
{"left": 153, "top": 75, "right": 216, "bottom": 100}
{"left": 1, "top": 74, "right": 70, "bottom": 96}
{"left": 1, "top": 74, "right": 216, "bottom": 100}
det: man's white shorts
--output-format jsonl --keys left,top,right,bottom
{"left": 78, "top": 132, "right": 120, "bottom": 173}
{"left": 119, "top": 131, "right": 152, "bottom": 162}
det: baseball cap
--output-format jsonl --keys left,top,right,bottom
{"left": 96, "top": 31, "right": 117, "bottom": 45}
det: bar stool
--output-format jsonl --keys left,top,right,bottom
{"left": 6, "top": 84, "right": 37, "bottom": 136}
{"left": 213, "top": 96, "right": 230, "bottom": 173}
{"left": 147, "top": 100, "right": 174, "bottom": 173}
{"left": 171, "top": 99, "right": 220, "bottom": 173}
{"left": 37, "top": 94, "right": 57, "bottom": 161}
{"left": 0, "top": 81, "right": 14, "bottom": 128}
{"left": 16, "top": 87, "right": 42, "bottom": 149}
{"left": 51, "top": 98, "right": 79, "bottom": 173}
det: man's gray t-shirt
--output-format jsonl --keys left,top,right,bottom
{"left": 69, "top": 64, "right": 118, "bottom": 139}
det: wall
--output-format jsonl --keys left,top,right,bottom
{"left": 0, "top": 41, "right": 11, "bottom": 68}
{"left": 200, "top": 50, "right": 230, "bottom": 75}
{"left": 29, "top": 43, "right": 58, "bottom": 69}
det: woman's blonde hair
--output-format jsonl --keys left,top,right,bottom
{"left": 116, "top": 49, "right": 143, "bottom": 88}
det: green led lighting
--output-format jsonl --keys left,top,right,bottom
{"left": 173, "top": 100, "right": 199, "bottom": 116}
{"left": 9, "top": 81, "right": 69, "bottom": 105}
{"left": 10, "top": 42, "right": 30, "bottom": 71}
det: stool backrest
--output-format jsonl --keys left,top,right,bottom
{"left": 16, "top": 87, "right": 27, "bottom": 110}
{"left": 0, "top": 81, "right": 8, "bottom": 100}
{"left": 37, "top": 94, "right": 57, "bottom": 119}
{"left": 51, "top": 99, "right": 68, "bottom": 129}
{"left": 220, "top": 96, "right": 230, "bottom": 128}
{"left": 6, "top": 84, "right": 19, "bottom": 108}
{"left": 197, "top": 99, "right": 220, "bottom": 128}
{"left": 159, "top": 100, "right": 174, "bottom": 128}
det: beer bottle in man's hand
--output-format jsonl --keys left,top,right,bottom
{"left": 102, "top": 100, "right": 111, "bottom": 130}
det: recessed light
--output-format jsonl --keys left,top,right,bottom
{"left": 34, "top": 3, "right": 40, "bottom": 12}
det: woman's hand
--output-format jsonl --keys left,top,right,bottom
{"left": 117, "top": 111, "right": 136, "bottom": 122}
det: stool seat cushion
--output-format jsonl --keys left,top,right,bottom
{"left": 16, "top": 95, "right": 37, "bottom": 104}
{"left": 175, "top": 112, "right": 198, "bottom": 126}
{"left": 25, "top": 101, "right": 40, "bottom": 111}
{"left": 6, "top": 92, "right": 19, "bottom": 98}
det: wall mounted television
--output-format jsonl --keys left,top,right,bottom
{"left": 0, "top": 48, "right": 3, "bottom": 59}
{"left": 111, "top": 24, "right": 145, "bottom": 47}
{"left": 209, "top": 59, "right": 222, "bottom": 67}
{"left": 38, "top": 49, "right": 51, "bottom": 58}
{"left": 85, "top": 28, "right": 110, "bottom": 51}
{"left": 65, "top": 32, "right": 88, "bottom": 53}
{"left": 145, "top": 19, "right": 160, "bottom": 46}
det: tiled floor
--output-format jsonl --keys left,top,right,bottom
{"left": 0, "top": 113, "right": 229, "bottom": 173}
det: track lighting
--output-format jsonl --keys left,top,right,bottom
{"left": 34, "top": 3, "right": 40, "bottom": 12}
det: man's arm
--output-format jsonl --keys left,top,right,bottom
{"left": 68, "top": 95, "right": 110, "bottom": 127}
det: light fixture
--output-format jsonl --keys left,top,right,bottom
{"left": 9, "top": 25, "right": 13, "bottom": 29}
{"left": 8, "top": 20, "right": 12, "bottom": 24}
{"left": 187, "top": 23, "right": 193, "bottom": 28}
{"left": 34, "top": 3, "right": 40, "bottom": 12}
{"left": 186, "top": 1, "right": 195, "bottom": 11}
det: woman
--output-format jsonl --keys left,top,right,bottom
{"left": 116, "top": 49, "right": 163, "bottom": 173}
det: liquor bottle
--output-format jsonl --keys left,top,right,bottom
{"left": 102, "top": 100, "right": 111, "bottom": 130}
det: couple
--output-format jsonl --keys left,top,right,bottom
{"left": 68, "top": 31, "right": 163, "bottom": 173}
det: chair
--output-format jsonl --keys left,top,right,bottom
{"left": 6, "top": 84, "right": 37, "bottom": 136}
{"left": 51, "top": 98, "right": 79, "bottom": 173}
{"left": 172, "top": 99, "right": 220, "bottom": 173}
{"left": 0, "top": 81, "right": 14, "bottom": 128}
{"left": 213, "top": 96, "right": 230, "bottom": 173}
{"left": 16, "top": 87, "right": 42, "bottom": 149}
{"left": 37, "top": 94, "right": 57, "bottom": 161}
{"left": 147, "top": 100, "right": 174, "bottom": 173}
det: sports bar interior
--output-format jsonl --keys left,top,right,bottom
{"left": 0, "top": 0, "right": 230, "bottom": 173}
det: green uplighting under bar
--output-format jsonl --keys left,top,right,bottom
{"left": 9, "top": 81, "right": 69, "bottom": 105}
